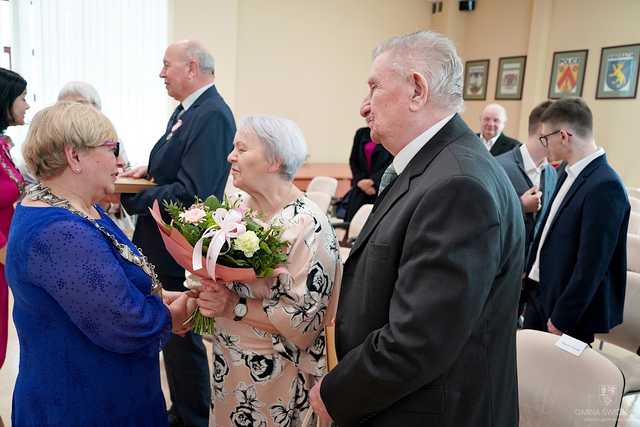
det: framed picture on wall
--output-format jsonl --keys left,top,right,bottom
{"left": 595, "top": 43, "right": 640, "bottom": 99}
{"left": 548, "top": 49, "right": 588, "bottom": 99}
{"left": 463, "top": 59, "right": 490, "bottom": 100}
{"left": 495, "top": 56, "right": 527, "bottom": 100}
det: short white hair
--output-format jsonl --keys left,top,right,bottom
{"left": 482, "top": 103, "right": 507, "bottom": 122}
{"left": 373, "top": 30, "right": 464, "bottom": 113}
{"left": 239, "top": 116, "right": 308, "bottom": 181}
{"left": 57, "top": 81, "right": 102, "bottom": 110}
{"left": 185, "top": 41, "right": 215, "bottom": 75}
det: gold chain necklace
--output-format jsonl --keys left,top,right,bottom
{"left": 27, "top": 183, "right": 163, "bottom": 295}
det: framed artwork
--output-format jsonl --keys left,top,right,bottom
{"left": 495, "top": 56, "right": 527, "bottom": 100}
{"left": 595, "top": 44, "right": 640, "bottom": 99}
{"left": 548, "top": 50, "right": 588, "bottom": 99}
{"left": 463, "top": 59, "right": 490, "bottom": 100}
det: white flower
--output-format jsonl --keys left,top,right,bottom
{"left": 233, "top": 230, "right": 260, "bottom": 257}
{"left": 179, "top": 207, "right": 207, "bottom": 224}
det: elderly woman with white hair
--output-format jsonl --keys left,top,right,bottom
{"left": 193, "top": 116, "right": 341, "bottom": 427}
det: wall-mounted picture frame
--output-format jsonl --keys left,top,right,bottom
{"left": 463, "top": 59, "right": 490, "bottom": 100}
{"left": 595, "top": 43, "right": 640, "bottom": 99}
{"left": 495, "top": 56, "right": 527, "bottom": 100}
{"left": 548, "top": 49, "right": 588, "bottom": 99}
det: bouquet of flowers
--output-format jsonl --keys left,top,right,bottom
{"left": 149, "top": 193, "right": 289, "bottom": 334}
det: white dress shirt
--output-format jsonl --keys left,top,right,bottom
{"left": 528, "top": 147, "right": 606, "bottom": 282}
{"left": 520, "top": 144, "right": 546, "bottom": 188}
{"left": 480, "top": 133, "right": 500, "bottom": 152}
{"left": 393, "top": 114, "right": 456, "bottom": 175}
{"left": 181, "top": 83, "right": 214, "bottom": 112}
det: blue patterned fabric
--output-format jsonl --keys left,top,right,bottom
{"left": 6, "top": 204, "right": 172, "bottom": 427}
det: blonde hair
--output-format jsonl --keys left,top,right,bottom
{"left": 23, "top": 101, "right": 117, "bottom": 179}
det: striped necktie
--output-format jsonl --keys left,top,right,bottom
{"left": 378, "top": 164, "right": 398, "bottom": 194}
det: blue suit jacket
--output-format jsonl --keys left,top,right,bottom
{"left": 496, "top": 147, "right": 557, "bottom": 256}
{"left": 122, "top": 85, "right": 236, "bottom": 283}
{"left": 525, "top": 154, "right": 630, "bottom": 338}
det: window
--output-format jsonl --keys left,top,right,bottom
{"left": 7, "top": 0, "right": 169, "bottom": 167}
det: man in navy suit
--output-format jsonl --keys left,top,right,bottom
{"left": 477, "top": 103, "right": 521, "bottom": 156}
{"left": 121, "top": 40, "right": 236, "bottom": 427}
{"left": 523, "top": 97, "right": 630, "bottom": 345}
{"left": 497, "top": 100, "right": 558, "bottom": 259}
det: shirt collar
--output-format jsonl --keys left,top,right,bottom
{"left": 181, "top": 83, "right": 214, "bottom": 112}
{"left": 519, "top": 144, "right": 546, "bottom": 174}
{"left": 566, "top": 147, "right": 605, "bottom": 179}
{"left": 393, "top": 113, "right": 455, "bottom": 175}
{"left": 481, "top": 132, "right": 501, "bottom": 145}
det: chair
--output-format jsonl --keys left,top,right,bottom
{"left": 628, "top": 188, "right": 640, "bottom": 200}
{"left": 307, "top": 176, "right": 338, "bottom": 198}
{"left": 629, "top": 233, "right": 640, "bottom": 274}
{"left": 630, "top": 197, "right": 640, "bottom": 212}
{"left": 629, "top": 212, "right": 640, "bottom": 235}
{"left": 338, "top": 204, "right": 373, "bottom": 247}
{"left": 306, "top": 191, "right": 332, "bottom": 214}
{"left": 596, "top": 270, "right": 640, "bottom": 394}
{"left": 517, "top": 329, "right": 624, "bottom": 427}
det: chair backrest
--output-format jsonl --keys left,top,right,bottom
{"left": 306, "top": 191, "right": 332, "bottom": 214}
{"left": 628, "top": 188, "right": 640, "bottom": 200}
{"left": 630, "top": 197, "right": 640, "bottom": 213}
{"left": 517, "top": 329, "right": 624, "bottom": 427}
{"left": 307, "top": 176, "right": 338, "bottom": 198}
{"left": 596, "top": 271, "right": 640, "bottom": 354}
{"left": 348, "top": 204, "right": 373, "bottom": 241}
{"left": 629, "top": 233, "right": 640, "bottom": 273}
{"left": 629, "top": 212, "right": 640, "bottom": 235}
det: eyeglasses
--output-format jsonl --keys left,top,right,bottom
{"left": 538, "top": 129, "right": 572, "bottom": 147}
{"left": 97, "top": 141, "right": 120, "bottom": 158}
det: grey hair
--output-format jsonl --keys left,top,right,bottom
{"left": 239, "top": 115, "right": 308, "bottom": 181}
{"left": 373, "top": 30, "right": 464, "bottom": 113}
{"left": 57, "top": 81, "right": 102, "bottom": 110}
{"left": 185, "top": 41, "right": 215, "bottom": 75}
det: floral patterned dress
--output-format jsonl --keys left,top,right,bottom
{"left": 210, "top": 196, "right": 341, "bottom": 427}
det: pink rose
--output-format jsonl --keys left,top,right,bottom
{"left": 179, "top": 207, "right": 207, "bottom": 224}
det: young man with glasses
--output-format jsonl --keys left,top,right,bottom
{"left": 523, "top": 97, "right": 630, "bottom": 345}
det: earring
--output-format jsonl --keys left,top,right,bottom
{"left": 73, "top": 168, "right": 82, "bottom": 174}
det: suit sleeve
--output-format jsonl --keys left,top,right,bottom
{"left": 321, "top": 176, "right": 503, "bottom": 425}
{"left": 550, "top": 180, "right": 629, "bottom": 332}
{"left": 121, "top": 110, "right": 234, "bottom": 213}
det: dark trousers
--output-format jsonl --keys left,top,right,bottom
{"left": 522, "top": 278, "right": 594, "bottom": 344}
{"left": 162, "top": 275, "right": 210, "bottom": 427}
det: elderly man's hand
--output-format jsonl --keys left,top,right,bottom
{"left": 520, "top": 187, "right": 542, "bottom": 213}
{"left": 119, "top": 164, "right": 148, "bottom": 178}
{"left": 357, "top": 179, "right": 377, "bottom": 196}
{"left": 309, "top": 378, "right": 333, "bottom": 423}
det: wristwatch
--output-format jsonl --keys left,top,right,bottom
{"left": 233, "top": 297, "right": 248, "bottom": 321}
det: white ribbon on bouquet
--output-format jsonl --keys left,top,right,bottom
{"left": 192, "top": 208, "right": 246, "bottom": 279}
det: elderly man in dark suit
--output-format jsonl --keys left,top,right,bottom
{"left": 309, "top": 30, "right": 524, "bottom": 427}
{"left": 121, "top": 40, "right": 236, "bottom": 427}
{"left": 478, "top": 103, "right": 521, "bottom": 156}
{"left": 523, "top": 97, "right": 630, "bottom": 345}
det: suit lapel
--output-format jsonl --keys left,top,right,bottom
{"left": 543, "top": 155, "right": 605, "bottom": 240}
{"left": 348, "top": 114, "right": 468, "bottom": 258}
{"left": 513, "top": 148, "right": 533, "bottom": 187}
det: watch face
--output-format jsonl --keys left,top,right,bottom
{"left": 234, "top": 302, "right": 248, "bottom": 318}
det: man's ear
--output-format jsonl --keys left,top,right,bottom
{"left": 409, "top": 71, "right": 429, "bottom": 112}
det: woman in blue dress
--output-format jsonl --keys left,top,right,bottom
{"left": 5, "top": 101, "right": 193, "bottom": 427}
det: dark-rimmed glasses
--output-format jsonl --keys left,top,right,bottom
{"left": 97, "top": 141, "right": 120, "bottom": 158}
{"left": 538, "top": 129, "right": 572, "bottom": 147}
